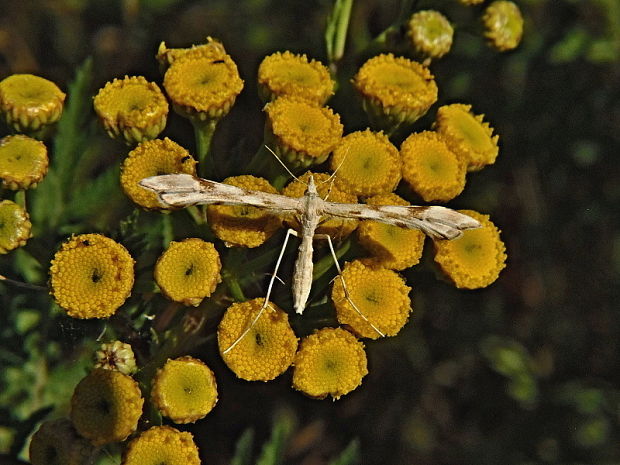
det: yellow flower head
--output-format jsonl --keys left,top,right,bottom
{"left": 0, "top": 200, "right": 32, "bottom": 254}
{"left": 483, "top": 1, "right": 524, "bottom": 52}
{"left": 151, "top": 356, "right": 218, "bottom": 424}
{"left": 218, "top": 298, "right": 298, "bottom": 381}
{"left": 357, "top": 193, "right": 425, "bottom": 270}
{"left": 49, "top": 234, "right": 135, "bottom": 319}
{"left": 407, "top": 10, "right": 454, "bottom": 59}
{"left": 207, "top": 175, "right": 282, "bottom": 247}
{"left": 433, "top": 210, "right": 507, "bottom": 289}
{"left": 435, "top": 103, "right": 499, "bottom": 171}
{"left": 70, "top": 368, "right": 144, "bottom": 446}
{"left": 0, "top": 135, "right": 48, "bottom": 190}
{"left": 282, "top": 171, "right": 358, "bottom": 239}
{"left": 156, "top": 37, "right": 227, "bottom": 68}
{"left": 329, "top": 129, "right": 401, "bottom": 197}
{"left": 0, "top": 74, "right": 65, "bottom": 133}
{"left": 121, "top": 426, "right": 200, "bottom": 465}
{"left": 353, "top": 54, "right": 438, "bottom": 129}
{"left": 29, "top": 419, "right": 93, "bottom": 465}
{"left": 120, "top": 138, "right": 197, "bottom": 210}
{"left": 94, "top": 341, "right": 138, "bottom": 375}
{"left": 258, "top": 51, "right": 334, "bottom": 104}
{"left": 93, "top": 76, "right": 168, "bottom": 145}
{"left": 331, "top": 260, "right": 411, "bottom": 339}
{"left": 292, "top": 327, "right": 368, "bottom": 400}
{"left": 400, "top": 131, "right": 466, "bottom": 202}
{"left": 163, "top": 52, "right": 244, "bottom": 122}
{"left": 154, "top": 238, "right": 221, "bottom": 307}
{"left": 264, "top": 97, "right": 343, "bottom": 169}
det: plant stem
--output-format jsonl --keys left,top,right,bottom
{"left": 0, "top": 274, "right": 47, "bottom": 291}
{"left": 222, "top": 269, "right": 247, "bottom": 302}
{"left": 312, "top": 238, "right": 352, "bottom": 281}
{"left": 192, "top": 119, "right": 218, "bottom": 179}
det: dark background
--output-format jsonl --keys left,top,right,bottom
{"left": 0, "top": 0, "right": 618, "bottom": 464}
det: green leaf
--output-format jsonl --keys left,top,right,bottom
{"left": 325, "top": 0, "right": 354, "bottom": 65}
{"left": 328, "top": 438, "right": 361, "bottom": 465}
{"left": 256, "top": 411, "right": 294, "bottom": 465}
{"left": 231, "top": 428, "right": 255, "bottom": 465}
{"left": 66, "top": 164, "right": 122, "bottom": 221}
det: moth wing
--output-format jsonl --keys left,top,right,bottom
{"left": 139, "top": 174, "right": 302, "bottom": 212}
{"left": 322, "top": 202, "right": 480, "bottom": 240}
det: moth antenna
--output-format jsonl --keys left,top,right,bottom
{"left": 318, "top": 233, "right": 385, "bottom": 338}
{"left": 322, "top": 146, "right": 350, "bottom": 201}
{"left": 265, "top": 145, "right": 305, "bottom": 185}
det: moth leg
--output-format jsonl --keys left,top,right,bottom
{"left": 315, "top": 234, "right": 385, "bottom": 338}
{"left": 222, "top": 228, "right": 298, "bottom": 354}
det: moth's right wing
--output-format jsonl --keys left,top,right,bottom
{"left": 139, "top": 174, "right": 302, "bottom": 212}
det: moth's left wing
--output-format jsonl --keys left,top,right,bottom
{"left": 322, "top": 201, "right": 480, "bottom": 240}
{"left": 140, "top": 174, "right": 302, "bottom": 212}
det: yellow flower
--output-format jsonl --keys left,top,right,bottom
{"left": 93, "top": 76, "right": 168, "bottom": 145}
{"left": 353, "top": 54, "right": 438, "bottom": 129}
{"left": 292, "top": 327, "right": 367, "bottom": 400}
{"left": 433, "top": 210, "right": 507, "bottom": 289}
{"left": 120, "top": 138, "right": 197, "bottom": 210}
{"left": 151, "top": 356, "right": 218, "bottom": 424}
{"left": 207, "top": 175, "right": 282, "bottom": 247}
{"left": 154, "top": 238, "right": 221, "bottom": 307}
{"left": 0, "top": 200, "right": 32, "bottom": 254}
{"left": 331, "top": 260, "right": 411, "bottom": 339}
{"left": 435, "top": 103, "right": 499, "bottom": 171}
{"left": 483, "top": 1, "right": 524, "bottom": 52}
{"left": 163, "top": 52, "right": 244, "bottom": 122}
{"left": 156, "top": 37, "right": 227, "bottom": 68}
{"left": 407, "top": 10, "right": 454, "bottom": 59}
{"left": 121, "top": 426, "right": 200, "bottom": 465}
{"left": 29, "top": 419, "right": 94, "bottom": 465}
{"left": 357, "top": 193, "right": 425, "bottom": 270}
{"left": 0, "top": 74, "right": 65, "bottom": 132}
{"left": 282, "top": 171, "right": 358, "bottom": 239}
{"left": 70, "top": 368, "right": 144, "bottom": 446}
{"left": 400, "top": 131, "right": 466, "bottom": 202}
{"left": 329, "top": 129, "right": 401, "bottom": 197}
{"left": 49, "top": 234, "right": 135, "bottom": 319}
{"left": 218, "top": 298, "right": 298, "bottom": 382}
{"left": 258, "top": 51, "right": 334, "bottom": 104}
{"left": 94, "top": 341, "right": 138, "bottom": 375}
{"left": 264, "top": 97, "right": 343, "bottom": 169}
{"left": 0, "top": 135, "right": 48, "bottom": 190}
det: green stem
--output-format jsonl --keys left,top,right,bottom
{"left": 222, "top": 269, "right": 247, "bottom": 302}
{"left": 192, "top": 119, "right": 218, "bottom": 179}
{"left": 186, "top": 205, "right": 206, "bottom": 225}
{"left": 245, "top": 144, "right": 271, "bottom": 176}
{"left": 326, "top": 0, "right": 354, "bottom": 70}
{"left": 0, "top": 274, "right": 47, "bottom": 292}
{"left": 15, "top": 189, "right": 26, "bottom": 208}
{"left": 312, "top": 238, "right": 352, "bottom": 281}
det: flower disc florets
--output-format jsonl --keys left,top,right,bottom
{"left": 121, "top": 137, "right": 197, "bottom": 210}
{"left": 0, "top": 200, "right": 32, "bottom": 254}
{"left": 218, "top": 298, "right": 298, "bottom": 381}
{"left": 154, "top": 238, "right": 222, "bottom": 306}
{"left": 49, "top": 234, "right": 135, "bottom": 319}
{"left": 400, "top": 131, "right": 466, "bottom": 202}
{"left": 151, "top": 356, "right": 218, "bottom": 424}
{"left": 483, "top": 1, "right": 524, "bottom": 52}
{"left": 122, "top": 426, "right": 200, "bottom": 465}
{"left": 435, "top": 103, "right": 500, "bottom": 171}
{"left": 329, "top": 129, "right": 401, "bottom": 197}
{"left": 407, "top": 10, "right": 454, "bottom": 59}
{"left": 70, "top": 368, "right": 144, "bottom": 446}
{"left": 0, "top": 74, "right": 65, "bottom": 132}
{"left": 94, "top": 341, "right": 138, "bottom": 375}
{"left": 357, "top": 193, "right": 425, "bottom": 270}
{"left": 163, "top": 52, "right": 244, "bottom": 121}
{"left": 156, "top": 37, "right": 227, "bottom": 68}
{"left": 29, "top": 419, "right": 94, "bottom": 465}
{"left": 93, "top": 76, "right": 168, "bottom": 145}
{"left": 264, "top": 97, "right": 343, "bottom": 169}
{"left": 0, "top": 135, "right": 48, "bottom": 190}
{"left": 353, "top": 54, "right": 438, "bottom": 129}
{"left": 292, "top": 327, "right": 368, "bottom": 400}
{"left": 433, "top": 210, "right": 507, "bottom": 289}
{"left": 282, "top": 171, "right": 358, "bottom": 239}
{"left": 332, "top": 260, "right": 412, "bottom": 339}
{"left": 207, "top": 175, "right": 282, "bottom": 247}
{"left": 258, "top": 51, "right": 334, "bottom": 104}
